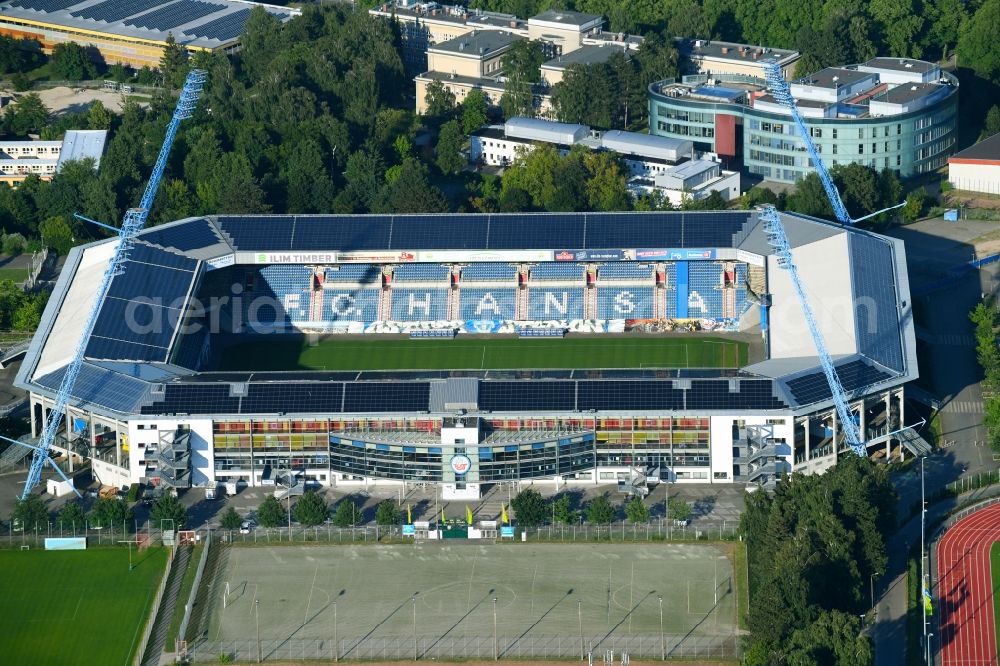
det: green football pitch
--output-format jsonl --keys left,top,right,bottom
{"left": 218, "top": 336, "right": 748, "bottom": 371}
{"left": 0, "top": 547, "right": 168, "bottom": 666}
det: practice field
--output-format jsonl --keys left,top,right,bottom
{"left": 0, "top": 547, "right": 168, "bottom": 665}
{"left": 204, "top": 543, "right": 737, "bottom": 658}
{"left": 217, "top": 336, "right": 748, "bottom": 371}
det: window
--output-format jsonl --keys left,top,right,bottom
{"left": 859, "top": 128, "right": 864, "bottom": 139}
{"left": 884, "top": 142, "right": 889, "bottom": 152}
{"left": 897, "top": 123, "right": 902, "bottom": 135}
{"left": 714, "top": 472, "right": 729, "bottom": 480}
{"left": 872, "top": 142, "right": 876, "bottom": 153}
{"left": 832, "top": 128, "right": 838, "bottom": 139}
{"left": 832, "top": 144, "right": 837, "bottom": 154}
{"left": 897, "top": 139, "right": 901, "bottom": 150}
{"left": 810, "top": 127, "right": 822, "bottom": 138}
{"left": 897, "top": 155, "right": 901, "bottom": 166}
{"left": 859, "top": 144, "right": 864, "bottom": 154}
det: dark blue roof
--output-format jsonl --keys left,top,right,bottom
{"left": 209, "top": 212, "right": 755, "bottom": 252}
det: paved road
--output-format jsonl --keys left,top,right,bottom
{"left": 873, "top": 218, "right": 1000, "bottom": 666}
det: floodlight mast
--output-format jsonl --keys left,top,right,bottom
{"left": 21, "top": 70, "right": 207, "bottom": 500}
{"left": 758, "top": 62, "right": 865, "bottom": 455}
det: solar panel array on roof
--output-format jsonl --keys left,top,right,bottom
{"left": 785, "top": 359, "right": 893, "bottom": 405}
{"left": 186, "top": 6, "right": 249, "bottom": 41}
{"left": 142, "top": 383, "right": 238, "bottom": 415}
{"left": 125, "top": 0, "right": 224, "bottom": 31}
{"left": 36, "top": 363, "right": 149, "bottom": 414}
{"left": 86, "top": 243, "right": 200, "bottom": 363}
{"left": 72, "top": 0, "right": 161, "bottom": 22}
{"left": 688, "top": 380, "right": 785, "bottom": 410}
{"left": 850, "top": 234, "right": 904, "bottom": 372}
{"left": 478, "top": 381, "right": 576, "bottom": 411}
{"left": 10, "top": 0, "right": 80, "bottom": 12}
{"left": 139, "top": 219, "right": 224, "bottom": 252}
{"left": 213, "top": 212, "right": 754, "bottom": 252}
{"left": 243, "top": 383, "right": 344, "bottom": 413}
{"left": 577, "top": 380, "right": 684, "bottom": 410}
{"left": 343, "top": 382, "right": 430, "bottom": 412}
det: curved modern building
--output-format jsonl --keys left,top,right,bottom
{"left": 648, "top": 56, "right": 958, "bottom": 184}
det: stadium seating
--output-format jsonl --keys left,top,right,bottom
{"left": 325, "top": 264, "right": 381, "bottom": 283}
{"left": 245, "top": 265, "right": 312, "bottom": 325}
{"left": 459, "top": 288, "right": 516, "bottom": 320}
{"left": 530, "top": 263, "right": 584, "bottom": 280}
{"left": 527, "top": 288, "right": 585, "bottom": 319}
{"left": 390, "top": 288, "right": 450, "bottom": 321}
{"left": 687, "top": 262, "right": 723, "bottom": 318}
{"left": 598, "top": 263, "right": 653, "bottom": 280}
{"left": 461, "top": 264, "right": 517, "bottom": 282}
{"left": 393, "top": 264, "right": 451, "bottom": 282}
{"left": 596, "top": 287, "right": 655, "bottom": 319}
{"left": 324, "top": 288, "right": 381, "bottom": 322}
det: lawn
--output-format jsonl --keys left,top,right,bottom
{"left": 0, "top": 547, "right": 168, "bottom": 666}
{"left": 992, "top": 542, "right": 1000, "bottom": 650}
{"left": 218, "top": 335, "right": 748, "bottom": 371}
{"left": 0, "top": 267, "right": 29, "bottom": 283}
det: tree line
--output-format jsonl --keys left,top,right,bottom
{"left": 970, "top": 302, "right": 1000, "bottom": 453}
{"left": 739, "top": 456, "right": 896, "bottom": 665}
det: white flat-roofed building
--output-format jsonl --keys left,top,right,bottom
{"left": 675, "top": 38, "right": 800, "bottom": 80}
{"left": 868, "top": 83, "right": 951, "bottom": 116}
{"left": 790, "top": 68, "right": 879, "bottom": 104}
{"left": 0, "top": 129, "right": 107, "bottom": 185}
{"left": 857, "top": 57, "right": 941, "bottom": 85}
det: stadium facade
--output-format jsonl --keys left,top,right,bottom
{"left": 15, "top": 211, "right": 921, "bottom": 499}
{"left": 648, "top": 56, "right": 958, "bottom": 183}
{"left": 0, "top": 0, "right": 298, "bottom": 69}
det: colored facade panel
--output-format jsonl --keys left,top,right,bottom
{"left": 715, "top": 113, "right": 737, "bottom": 157}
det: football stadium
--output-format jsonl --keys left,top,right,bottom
{"left": 14, "top": 209, "right": 921, "bottom": 499}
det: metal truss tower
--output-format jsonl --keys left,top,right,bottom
{"left": 21, "top": 70, "right": 207, "bottom": 499}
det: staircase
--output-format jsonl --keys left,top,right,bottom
{"left": 585, "top": 286, "right": 597, "bottom": 318}
{"left": 475, "top": 484, "right": 508, "bottom": 522}
{"left": 140, "top": 545, "right": 193, "bottom": 666}
{"left": 380, "top": 286, "right": 392, "bottom": 321}
{"left": 448, "top": 285, "right": 460, "bottom": 319}
{"left": 747, "top": 265, "right": 766, "bottom": 295}
{"left": 516, "top": 286, "right": 529, "bottom": 320}
{"left": 723, "top": 288, "right": 736, "bottom": 318}
{"left": 310, "top": 288, "right": 324, "bottom": 322}
{"left": 186, "top": 544, "right": 229, "bottom": 647}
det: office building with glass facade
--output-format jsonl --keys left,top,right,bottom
{"left": 648, "top": 57, "right": 958, "bottom": 184}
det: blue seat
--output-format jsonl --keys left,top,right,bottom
{"left": 459, "top": 288, "right": 516, "bottom": 320}
{"left": 461, "top": 264, "right": 517, "bottom": 282}
{"left": 324, "top": 288, "right": 381, "bottom": 322}
{"left": 530, "top": 263, "right": 584, "bottom": 280}
{"left": 393, "top": 264, "right": 451, "bottom": 282}
{"left": 391, "top": 288, "right": 450, "bottom": 321}
{"left": 245, "top": 265, "right": 313, "bottom": 325}
{"left": 687, "top": 262, "right": 723, "bottom": 318}
{"left": 596, "top": 287, "right": 654, "bottom": 319}
{"left": 599, "top": 263, "right": 653, "bottom": 280}
{"left": 527, "top": 288, "right": 584, "bottom": 319}
{"left": 325, "top": 264, "right": 381, "bottom": 283}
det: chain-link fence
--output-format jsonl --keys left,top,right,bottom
{"left": 0, "top": 523, "right": 158, "bottom": 549}
{"left": 212, "top": 521, "right": 739, "bottom": 545}
{"left": 188, "top": 633, "right": 739, "bottom": 662}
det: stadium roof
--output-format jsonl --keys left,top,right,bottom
{"left": 0, "top": 0, "right": 298, "bottom": 48}
{"left": 15, "top": 210, "right": 917, "bottom": 418}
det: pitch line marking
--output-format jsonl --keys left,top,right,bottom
{"left": 304, "top": 564, "right": 319, "bottom": 627}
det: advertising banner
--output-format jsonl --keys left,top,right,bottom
{"left": 402, "top": 524, "right": 416, "bottom": 536}
{"left": 206, "top": 254, "right": 235, "bottom": 270}
{"left": 45, "top": 537, "right": 87, "bottom": 550}
{"left": 634, "top": 248, "right": 717, "bottom": 261}
{"left": 553, "top": 249, "right": 626, "bottom": 261}
{"left": 337, "top": 250, "right": 416, "bottom": 263}
{"left": 246, "top": 252, "right": 338, "bottom": 264}
{"left": 417, "top": 250, "right": 553, "bottom": 263}
{"left": 463, "top": 320, "right": 505, "bottom": 334}
{"left": 500, "top": 526, "right": 515, "bottom": 538}
{"left": 736, "top": 249, "right": 765, "bottom": 267}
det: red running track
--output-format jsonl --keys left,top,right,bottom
{"left": 937, "top": 503, "right": 1000, "bottom": 665}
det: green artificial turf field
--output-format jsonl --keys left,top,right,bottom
{"left": 0, "top": 547, "right": 168, "bottom": 666}
{"left": 218, "top": 335, "right": 748, "bottom": 371}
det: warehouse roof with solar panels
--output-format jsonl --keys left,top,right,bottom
{"left": 15, "top": 211, "right": 917, "bottom": 421}
{"left": 0, "top": 0, "right": 297, "bottom": 48}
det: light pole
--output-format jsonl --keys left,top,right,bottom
{"left": 658, "top": 595, "right": 664, "bottom": 660}
{"left": 870, "top": 572, "right": 881, "bottom": 614}
{"left": 578, "top": 600, "right": 584, "bottom": 660}
{"left": 926, "top": 632, "right": 934, "bottom": 664}
{"left": 333, "top": 601, "right": 338, "bottom": 662}
{"left": 255, "top": 599, "right": 261, "bottom": 664}
{"left": 492, "top": 597, "right": 498, "bottom": 661}
{"left": 412, "top": 595, "right": 417, "bottom": 661}
{"left": 287, "top": 493, "right": 292, "bottom": 542}
{"left": 921, "top": 456, "right": 928, "bottom": 657}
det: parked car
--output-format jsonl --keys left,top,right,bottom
{"left": 239, "top": 520, "right": 255, "bottom": 534}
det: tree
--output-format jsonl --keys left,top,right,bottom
{"left": 587, "top": 496, "right": 615, "bottom": 524}
{"left": 371, "top": 158, "right": 448, "bottom": 213}
{"left": 982, "top": 105, "right": 1000, "bottom": 140}
{"left": 5, "top": 93, "right": 51, "bottom": 136}
{"left": 257, "top": 495, "right": 285, "bottom": 528}
{"left": 786, "top": 173, "right": 835, "bottom": 219}
{"left": 461, "top": 89, "right": 489, "bottom": 134}
{"left": 551, "top": 494, "right": 577, "bottom": 525}
{"left": 924, "top": 0, "right": 967, "bottom": 60}
{"left": 901, "top": 187, "right": 928, "bottom": 222}
{"left": 583, "top": 151, "right": 630, "bottom": 211}
{"left": 86, "top": 100, "right": 112, "bottom": 130}
{"left": 284, "top": 139, "right": 336, "bottom": 213}
{"left": 11, "top": 494, "right": 48, "bottom": 531}
{"left": 667, "top": 497, "right": 692, "bottom": 522}
{"left": 90, "top": 497, "right": 133, "bottom": 530}
{"left": 331, "top": 499, "right": 359, "bottom": 527}
{"left": 39, "top": 216, "right": 75, "bottom": 254}
{"left": 294, "top": 490, "right": 329, "bottom": 526}
{"left": 374, "top": 499, "right": 401, "bottom": 526}
{"left": 786, "top": 609, "right": 872, "bottom": 665}
{"left": 158, "top": 33, "right": 189, "bottom": 88}
{"left": 500, "top": 40, "right": 543, "bottom": 119}
{"left": 220, "top": 506, "right": 242, "bottom": 530}
{"left": 50, "top": 42, "right": 96, "bottom": 81}
{"left": 150, "top": 493, "right": 186, "bottom": 530}
{"left": 957, "top": 0, "right": 1000, "bottom": 86}
{"left": 57, "top": 501, "right": 86, "bottom": 530}
{"left": 435, "top": 119, "right": 466, "bottom": 175}
{"left": 424, "top": 78, "right": 456, "bottom": 119}
{"left": 552, "top": 63, "right": 615, "bottom": 128}
{"left": 510, "top": 488, "right": 546, "bottom": 527}
{"left": 625, "top": 496, "right": 649, "bottom": 523}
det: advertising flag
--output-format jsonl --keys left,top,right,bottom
{"left": 501, "top": 504, "right": 509, "bottom": 524}
{"left": 466, "top": 505, "right": 473, "bottom": 525}
{"left": 923, "top": 587, "right": 934, "bottom": 616}
{"left": 441, "top": 507, "right": 446, "bottom": 524}
{"left": 406, "top": 504, "right": 412, "bottom": 524}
